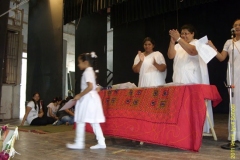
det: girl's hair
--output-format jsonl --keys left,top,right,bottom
{"left": 32, "top": 92, "right": 41, "bottom": 110}
{"left": 181, "top": 24, "right": 197, "bottom": 38}
{"left": 143, "top": 37, "right": 155, "bottom": 46}
{"left": 78, "top": 52, "right": 99, "bottom": 74}
{"left": 52, "top": 97, "right": 62, "bottom": 103}
{"left": 60, "top": 100, "right": 67, "bottom": 106}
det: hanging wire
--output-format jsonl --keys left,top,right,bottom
{"left": 0, "top": 0, "right": 29, "bottom": 18}
{"left": 176, "top": 0, "right": 179, "bottom": 29}
{"left": 76, "top": 0, "right": 83, "bottom": 30}
{"left": 176, "top": 0, "right": 184, "bottom": 30}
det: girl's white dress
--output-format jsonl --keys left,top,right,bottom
{"left": 74, "top": 67, "right": 105, "bottom": 123}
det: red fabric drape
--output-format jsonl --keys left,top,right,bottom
{"left": 86, "top": 84, "right": 222, "bottom": 152}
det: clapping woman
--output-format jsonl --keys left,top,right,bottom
{"left": 168, "top": 24, "right": 214, "bottom": 133}
{"left": 132, "top": 37, "right": 167, "bottom": 87}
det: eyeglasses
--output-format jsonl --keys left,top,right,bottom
{"left": 181, "top": 32, "right": 191, "bottom": 35}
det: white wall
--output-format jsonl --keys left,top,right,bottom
{"left": 107, "top": 16, "right": 113, "bottom": 85}
{"left": 1, "top": 85, "right": 21, "bottom": 119}
{"left": 64, "top": 31, "right": 75, "bottom": 72}
{"left": 1, "top": 86, "right": 13, "bottom": 119}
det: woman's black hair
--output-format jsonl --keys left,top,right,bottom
{"left": 181, "top": 24, "right": 197, "bottom": 38}
{"left": 52, "top": 97, "right": 62, "bottom": 103}
{"left": 57, "top": 100, "right": 67, "bottom": 111}
{"left": 66, "top": 96, "right": 73, "bottom": 102}
{"left": 60, "top": 100, "right": 67, "bottom": 106}
{"left": 32, "top": 92, "right": 41, "bottom": 110}
{"left": 143, "top": 37, "right": 155, "bottom": 46}
{"left": 78, "top": 52, "right": 99, "bottom": 79}
{"left": 233, "top": 19, "right": 240, "bottom": 25}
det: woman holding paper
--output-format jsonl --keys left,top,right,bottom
{"left": 168, "top": 24, "right": 214, "bottom": 133}
{"left": 208, "top": 19, "right": 240, "bottom": 141}
{"left": 168, "top": 24, "right": 201, "bottom": 83}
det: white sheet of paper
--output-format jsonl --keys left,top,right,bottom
{"left": 196, "top": 35, "right": 217, "bottom": 64}
{"left": 198, "top": 35, "right": 208, "bottom": 44}
{"left": 59, "top": 99, "right": 76, "bottom": 111}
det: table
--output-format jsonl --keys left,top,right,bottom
{"left": 86, "top": 84, "right": 222, "bottom": 151}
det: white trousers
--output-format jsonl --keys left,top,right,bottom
{"left": 75, "top": 122, "right": 105, "bottom": 145}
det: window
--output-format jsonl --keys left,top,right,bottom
{"left": 2, "top": 30, "right": 19, "bottom": 84}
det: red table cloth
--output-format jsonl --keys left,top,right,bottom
{"left": 86, "top": 84, "right": 222, "bottom": 151}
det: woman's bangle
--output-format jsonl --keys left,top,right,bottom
{"left": 177, "top": 37, "right": 181, "bottom": 42}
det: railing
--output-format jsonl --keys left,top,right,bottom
{"left": 106, "top": 69, "right": 113, "bottom": 86}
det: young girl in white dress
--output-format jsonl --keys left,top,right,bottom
{"left": 66, "top": 52, "right": 106, "bottom": 149}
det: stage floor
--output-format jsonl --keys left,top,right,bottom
{"left": 1, "top": 114, "right": 239, "bottom": 160}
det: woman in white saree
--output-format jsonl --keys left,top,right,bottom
{"left": 132, "top": 37, "right": 167, "bottom": 87}
{"left": 208, "top": 19, "right": 240, "bottom": 141}
{"left": 168, "top": 24, "right": 214, "bottom": 134}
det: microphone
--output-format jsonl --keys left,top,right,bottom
{"left": 231, "top": 28, "right": 235, "bottom": 38}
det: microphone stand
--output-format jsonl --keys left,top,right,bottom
{"left": 221, "top": 31, "right": 240, "bottom": 150}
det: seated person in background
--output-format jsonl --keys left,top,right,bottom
{"left": 20, "top": 92, "right": 50, "bottom": 126}
{"left": 46, "top": 97, "right": 62, "bottom": 124}
{"left": 53, "top": 96, "right": 74, "bottom": 125}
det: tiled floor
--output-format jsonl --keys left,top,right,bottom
{"left": 1, "top": 114, "right": 240, "bottom": 160}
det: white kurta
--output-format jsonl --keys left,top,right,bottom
{"left": 74, "top": 67, "right": 105, "bottom": 123}
{"left": 26, "top": 101, "right": 42, "bottom": 124}
{"left": 173, "top": 39, "right": 214, "bottom": 133}
{"left": 223, "top": 39, "right": 240, "bottom": 141}
{"left": 134, "top": 51, "right": 166, "bottom": 87}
